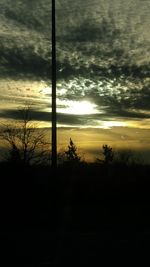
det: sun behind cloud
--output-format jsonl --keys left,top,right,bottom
{"left": 58, "top": 100, "right": 98, "bottom": 115}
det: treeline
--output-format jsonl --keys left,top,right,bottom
{"left": 0, "top": 105, "right": 148, "bottom": 170}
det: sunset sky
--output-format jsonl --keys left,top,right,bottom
{"left": 0, "top": 0, "right": 150, "bottom": 162}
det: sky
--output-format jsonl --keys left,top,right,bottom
{"left": 0, "top": 0, "right": 150, "bottom": 162}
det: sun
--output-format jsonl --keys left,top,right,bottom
{"left": 59, "top": 100, "right": 98, "bottom": 115}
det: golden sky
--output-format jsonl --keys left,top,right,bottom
{"left": 0, "top": 1, "right": 149, "bottom": 162}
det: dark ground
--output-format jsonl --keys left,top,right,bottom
{"left": 0, "top": 162, "right": 150, "bottom": 263}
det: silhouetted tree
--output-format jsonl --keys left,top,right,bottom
{"left": 65, "top": 138, "right": 81, "bottom": 163}
{"left": 0, "top": 105, "right": 50, "bottom": 165}
{"left": 102, "top": 144, "right": 114, "bottom": 164}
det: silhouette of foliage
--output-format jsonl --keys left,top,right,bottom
{"left": 114, "top": 149, "right": 141, "bottom": 166}
{"left": 102, "top": 144, "right": 114, "bottom": 164}
{"left": 65, "top": 138, "right": 81, "bottom": 163}
{"left": 96, "top": 144, "right": 114, "bottom": 164}
{"left": 0, "top": 105, "right": 50, "bottom": 165}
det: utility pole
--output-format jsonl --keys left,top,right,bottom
{"left": 51, "top": 0, "right": 57, "bottom": 169}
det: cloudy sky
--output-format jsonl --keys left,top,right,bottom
{"left": 0, "top": 0, "right": 150, "bottom": 161}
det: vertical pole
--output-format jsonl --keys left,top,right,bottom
{"left": 52, "top": 0, "right": 57, "bottom": 168}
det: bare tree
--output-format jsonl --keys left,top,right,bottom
{"left": 0, "top": 105, "right": 50, "bottom": 165}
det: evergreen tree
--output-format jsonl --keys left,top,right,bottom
{"left": 65, "top": 138, "right": 81, "bottom": 162}
{"left": 102, "top": 144, "right": 114, "bottom": 164}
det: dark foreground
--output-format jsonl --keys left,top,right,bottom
{"left": 0, "top": 162, "right": 150, "bottom": 263}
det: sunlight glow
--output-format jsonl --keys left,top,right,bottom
{"left": 102, "top": 121, "right": 127, "bottom": 129}
{"left": 58, "top": 100, "right": 99, "bottom": 115}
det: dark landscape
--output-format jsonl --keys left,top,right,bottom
{"left": 0, "top": 158, "right": 150, "bottom": 263}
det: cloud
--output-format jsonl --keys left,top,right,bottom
{"left": 0, "top": 108, "right": 100, "bottom": 125}
{"left": 0, "top": 106, "right": 150, "bottom": 131}
{"left": 57, "top": 75, "right": 150, "bottom": 117}
{"left": 0, "top": 0, "right": 150, "bottom": 79}
{"left": 0, "top": 0, "right": 149, "bottom": 128}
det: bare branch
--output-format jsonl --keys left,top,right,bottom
{"left": 0, "top": 105, "right": 50, "bottom": 165}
